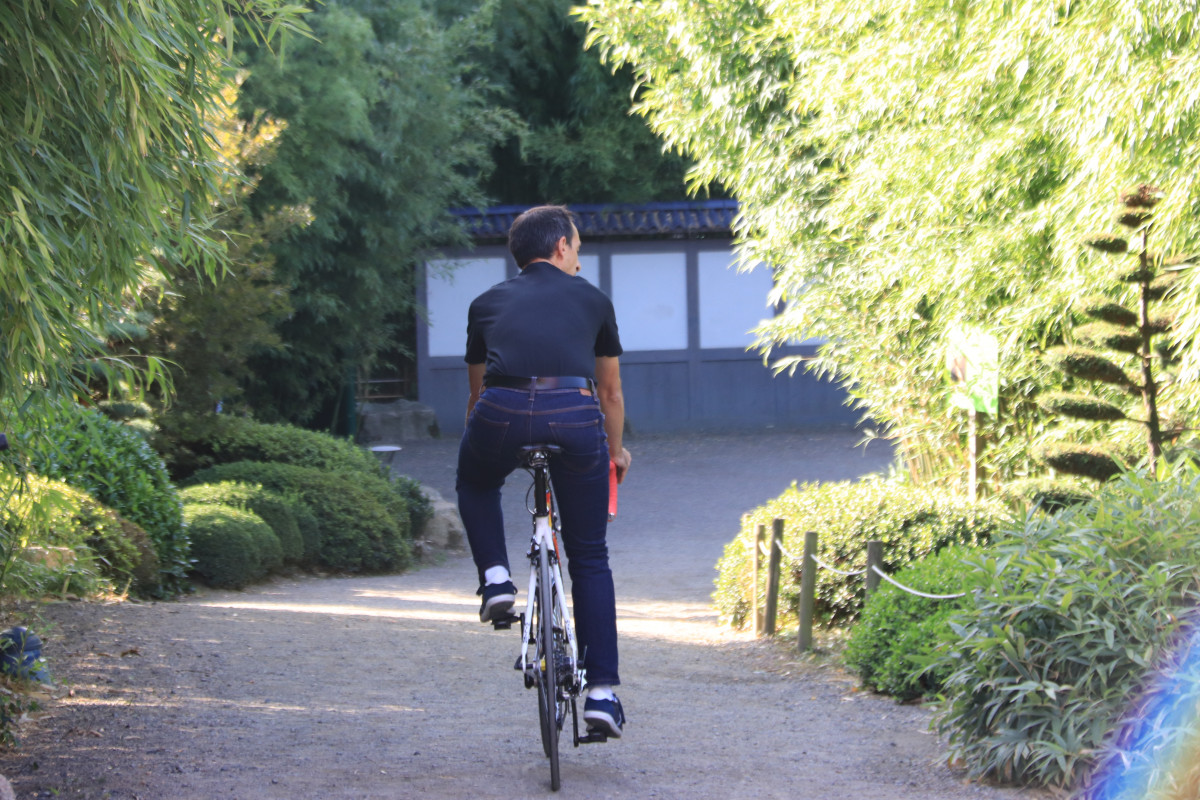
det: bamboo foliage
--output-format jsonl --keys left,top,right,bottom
{"left": 578, "top": 0, "right": 1200, "bottom": 483}
{"left": 0, "top": 1, "right": 307, "bottom": 411}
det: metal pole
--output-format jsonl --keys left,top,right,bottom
{"left": 764, "top": 519, "right": 783, "bottom": 636}
{"left": 865, "top": 540, "right": 883, "bottom": 600}
{"left": 752, "top": 524, "right": 765, "bottom": 635}
{"left": 797, "top": 530, "right": 818, "bottom": 652}
{"left": 969, "top": 408, "right": 978, "bottom": 503}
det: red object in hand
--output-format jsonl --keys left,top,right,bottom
{"left": 608, "top": 460, "right": 618, "bottom": 520}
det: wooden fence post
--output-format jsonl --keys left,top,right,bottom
{"left": 797, "top": 530, "right": 818, "bottom": 653}
{"left": 764, "top": 519, "right": 783, "bottom": 635}
{"left": 752, "top": 524, "right": 765, "bottom": 635}
{"left": 865, "top": 540, "right": 883, "bottom": 600}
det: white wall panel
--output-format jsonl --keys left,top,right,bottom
{"left": 611, "top": 252, "right": 687, "bottom": 351}
{"left": 698, "top": 252, "right": 775, "bottom": 349}
{"left": 578, "top": 254, "right": 600, "bottom": 288}
{"left": 425, "top": 258, "right": 508, "bottom": 357}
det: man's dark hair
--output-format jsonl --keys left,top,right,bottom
{"left": 508, "top": 205, "right": 578, "bottom": 268}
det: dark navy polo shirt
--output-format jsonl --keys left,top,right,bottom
{"left": 464, "top": 260, "right": 623, "bottom": 380}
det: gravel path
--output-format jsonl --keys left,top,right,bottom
{"left": 0, "top": 429, "right": 1047, "bottom": 799}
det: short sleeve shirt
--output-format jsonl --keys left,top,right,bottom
{"left": 464, "top": 261, "right": 623, "bottom": 380}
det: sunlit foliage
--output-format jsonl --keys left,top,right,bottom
{"left": 580, "top": 0, "right": 1200, "bottom": 485}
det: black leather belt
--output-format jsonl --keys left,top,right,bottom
{"left": 484, "top": 376, "right": 594, "bottom": 392}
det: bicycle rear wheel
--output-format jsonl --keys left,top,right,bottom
{"left": 536, "top": 544, "right": 561, "bottom": 790}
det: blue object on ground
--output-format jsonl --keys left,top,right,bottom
{"left": 0, "top": 627, "right": 49, "bottom": 683}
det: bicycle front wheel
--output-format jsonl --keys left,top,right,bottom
{"left": 536, "top": 544, "right": 561, "bottom": 790}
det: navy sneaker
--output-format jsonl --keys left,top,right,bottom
{"left": 477, "top": 581, "right": 516, "bottom": 623}
{"left": 583, "top": 695, "right": 625, "bottom": 738}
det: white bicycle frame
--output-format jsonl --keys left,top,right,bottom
{"left": 519, "top": 506, "right": 582, "bottom": 688}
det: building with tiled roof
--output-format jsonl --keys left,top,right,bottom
{"left": 415, "top": 201, "right": 853, "bottom": 434}
{"left": 452, "top": 200, "right": 739, "bottom": 241}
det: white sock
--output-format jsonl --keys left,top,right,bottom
{"left": 484, "top": 566, "right": 511, "bottom": 586}
{"left": 586, "top": 685, "right": 615, "bottom": 702}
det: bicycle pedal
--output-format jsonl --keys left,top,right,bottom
{"left": 491, "top": 612, "right": 520, "bottom": 631}
{"left": 577, "top": 730, "right": 609, "bottom": 744}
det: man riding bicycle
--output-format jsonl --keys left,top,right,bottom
{"left": 456, "top": 205, "right": 631, "bottom": 739}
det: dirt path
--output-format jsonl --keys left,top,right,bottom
{"left": 0, "top": 430, "right": 1045, "bottom": 799}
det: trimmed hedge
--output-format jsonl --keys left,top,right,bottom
{"left": 10, "top": 398, "right": 187, "bottom": 594}
{"left": 156, "top": 414, "right": 432, "bottom": 535}
{"left": 184, "top": 461, "right": 410, "bottom": 573}
{"left": 183, "top": 504, "right": 274, "bottom": 589}
{"left": 998, "top": 477, "right": 1095, "bottom": 513}
{"left": 844, "top": 545, "right": 979, "bottom": 701}
{"left": 714, "top": 477, "right": 1005, "bottom": 627}
{"left": 291, "top": 502, "right": 321, "bottom": 567}
{"left": 179, "top": 482, "right": 304, "bottom": 565}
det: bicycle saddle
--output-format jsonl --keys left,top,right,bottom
{"left": 518, "top": 444, "right": 562, "bottom": 458}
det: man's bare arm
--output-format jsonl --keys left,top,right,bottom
{"left": 465, "top": 362, "right": 485, "bottom": 427}
{"left": 595, "top": 356, "right": 631, "bottom": 483}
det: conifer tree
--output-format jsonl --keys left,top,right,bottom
{"left": 1039, "top": 185, "right": 1181, "bottom": 480}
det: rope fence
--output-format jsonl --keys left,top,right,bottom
{"left": 749, "top": 520, "right": 967, "bottom": 651}
{"left": 870, "top": 565, "right": 966, "bottom": 600}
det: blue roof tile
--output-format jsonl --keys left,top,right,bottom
{"left": 451, "top": 200, "right": 738, "bottom": 240}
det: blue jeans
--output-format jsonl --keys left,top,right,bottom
{"left": 456, "top": 386, "right": 619, "bottom": 687}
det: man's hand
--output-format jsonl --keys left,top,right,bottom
{"left": 611, "top": 446, "right": 632, "bottom": 484}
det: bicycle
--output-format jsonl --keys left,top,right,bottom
{"left": 490, "top": 444, "right": 614, "bottom": 791}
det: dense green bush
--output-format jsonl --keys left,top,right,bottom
{"left": 184, "top": 461, "right": 410, "bottom": 572}
{"left": 47, "top": 481, "right": 161, "bottom": 595}
{"left": 85, "top": 509, "right": 161, "bottom": 594}
{"left": 931, "top": 463, "right": 1200, "bottom": 789}
{"left": 9, "top": 398, "right": 187, "bottom": 593}
{"left": 998, "top": 477, "right": 1095, "bottom": 513}
{"left": 844, "top": 546, "right": 979, "bottom": 701}
{"left": 156, "top": 413, "right": 432, "bottom": 533}
{"left": 0, "top": 475, "right": 160, "bottom": 596}
{"left": 290, "top": 502, "right": 321, "bottom": 567}
{"left": 1, "top": 477, "right": 106, "bottom": 598}
{"left": 714, "top": 477, "right": 1004, "bottom": 627}
{"left": 179, "top": 482, "right": 303, "bottom": 565}
{"left": 96, "top": 400, "right": 156, "bottom": 439}
{"left": 183, "top": 504, "right": 274, "bottom": 589}
{"left": 390, "top": 473, "right": 433, "bottom": 535}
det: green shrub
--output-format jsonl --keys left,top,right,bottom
{"left": 844, "top": 546, "right": 979, "bottom": 701}
{"left": 390, "top": 473, "right": 433, "bottom": 534}
{"left": 47, "top": 482, "right": 161, "bottom": 595}
{"left": 184, "top": 461, "right": 410, "bottom": 572}
{"left": 179, "top": 482, "right": 303, "bottom": 565}
{"left": 0, "top": 474, "right": 159, "bottom": 596}
{"left": 156, "top": 413, "right": 432, "bottom": 534}
{"left": 97, "top": 400, "right": 151, "bottom": 421}
{"left": 87, "top": 512, "right": 161, "bottom": 594}
{"left": 290, "top": 501, "right": 321, "bottom": 567}
{"left": 714, "top": 477, "right": 1004, "bottom": 628}
{"left": 183, "top": 504, "right": 273, "bottom": 589}
{"left": 998, "top": 477, "right": 1095, "bottom": 513}
{"left": 931, "top": 463, "right": 1200, "bottom": 789}
{"left": 10, "top": 397, "right": 187, "bottom": 593}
